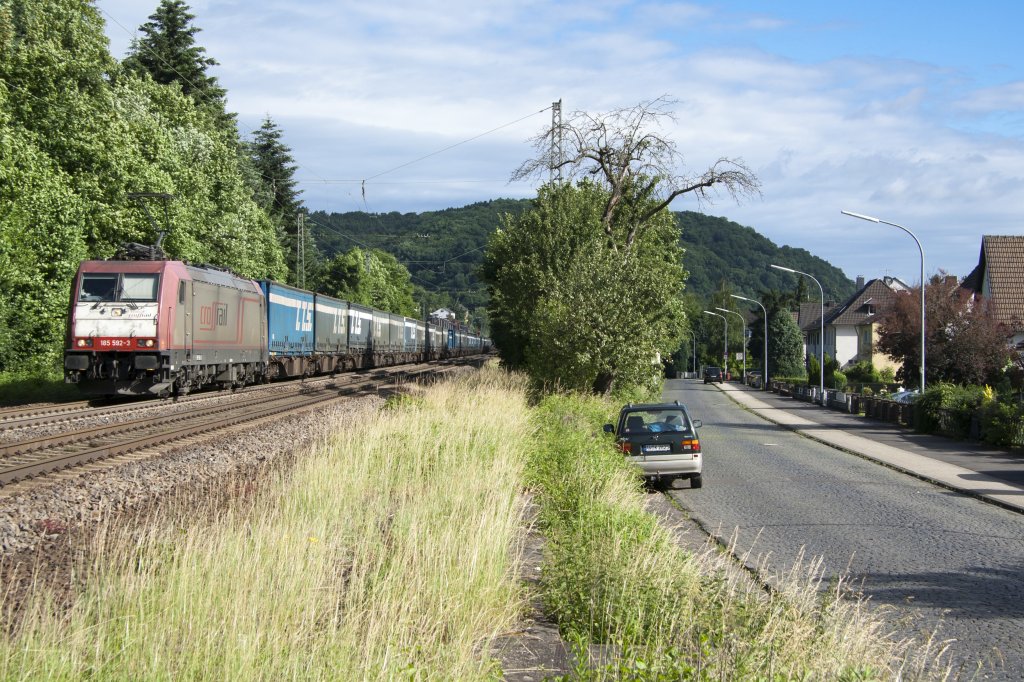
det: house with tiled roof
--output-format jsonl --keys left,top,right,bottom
{"left": 792, "top": 277, "right": 908, "bottom": 371}
{"left": 822, "top": 276, "right": 909, "bottom": 370}
{"left": 962, "top": 235, "right": 1024, "bottom": 347}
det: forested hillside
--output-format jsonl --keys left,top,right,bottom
{"left": 678, "top": 212, "right": 855, "bottom": 301}
{"left": 314, "top": 200, "right": 855, "bottom": 305}
{"left": 310, "top": 199, "right": 529, "bottom": 317}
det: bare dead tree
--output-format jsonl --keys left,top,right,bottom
{"left": 512, "top": 96, "right": 762, "bottom": 252}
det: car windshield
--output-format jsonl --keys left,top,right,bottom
{"left": 621, "top": 409, "right": 693, "bottom": 435}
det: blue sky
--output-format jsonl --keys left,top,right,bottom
{"left": 94, "top": 0, "right": 1024, "bottom": 286}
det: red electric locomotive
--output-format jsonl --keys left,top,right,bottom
{"left": 64, "top": 260, "right": 269, "bottom": 397}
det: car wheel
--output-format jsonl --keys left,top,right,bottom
{"left": 690, "top": 474, "right": 703, "bottom": 489}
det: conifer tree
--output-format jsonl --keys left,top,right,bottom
{"left": 249, "top": 117, "right": 303, "bottom": 221}
{"left": 122, "top": 0, "right": 229, "bottom": 121}
{"left": 248, "top": 116, "right": 306, "bottom": 282}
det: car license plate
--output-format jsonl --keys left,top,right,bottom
{"left": 644, "top": 444, "right": 670, "bottom": 453}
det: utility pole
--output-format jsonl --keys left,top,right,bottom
{"left": 296, "top": 212, "right": 306, "bottom": 289}
{"left": 550, "top": 99, "right": 562, "bottom": 184}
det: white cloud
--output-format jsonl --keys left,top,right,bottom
{"left": 955, "top": 80, "right": 1024, "bottom": 113}
{"left": 95, "top": 0, "right": 1024, "bottom": 284}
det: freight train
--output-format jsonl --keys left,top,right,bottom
{"left": 64, "top": 258, "right": 490, "bottom": 398}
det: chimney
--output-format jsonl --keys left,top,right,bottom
{"left": 856, "top": 275, "right": 865, "bottom": 288}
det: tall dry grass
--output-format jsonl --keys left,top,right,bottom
{"left": 0, "top": 367, "right": 530, "bottom": 680}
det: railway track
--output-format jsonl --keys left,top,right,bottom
{"left": 0, "top": 371, "right": 353, "bottom": 433}
{"left": 0, "top": 357, "right": 481, "bottom": 489}
{"left": 0, "top": 399, "right": 101, "bottom": 426}
{"left": 0, "top": 358, "right": 461, "bottom": 433}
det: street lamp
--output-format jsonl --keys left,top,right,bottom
{"left": 702, "top": 310, "right": 728, "bottom": 370}
{"left": 715, "top": 307, "right": 746, "bottom": 381}
{"left": 685, "top": 329, "right": 697, "bottom": 378}
{"left": 842, "top": 210, "right": 926, "bottom": 393}
{"left": 732, "top": 294, "right": 768, "bottom": 390}
{"left": 771, "top": 264, "right": 825, "bottom": 405}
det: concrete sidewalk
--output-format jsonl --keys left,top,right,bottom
{"left": 717, "top": 381, "right": 1024, "bottom": 514}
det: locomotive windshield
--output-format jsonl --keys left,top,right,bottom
{"left": 79, "top": 273, "right": 159, "bottom": 303}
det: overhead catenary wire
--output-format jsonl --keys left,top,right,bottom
{"left": 360, "top": 105, "right": 552, "bottom": 184}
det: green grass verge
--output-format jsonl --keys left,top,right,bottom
{"left": 528, "top": 393, "right": 952, "bottom": 680}
{"left": 0, "top": 369, "right": 80, "bottom": 405}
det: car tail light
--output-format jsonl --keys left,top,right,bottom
{"left": 681, "top": 439, "right": 701, "bottom": 453}
{"left": 76, "top": 338, "right": 93, "bottom": 348}
{"left": 617, "top": 441, "right": 632, "bottom": 454}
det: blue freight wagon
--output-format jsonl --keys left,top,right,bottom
{"left": 313, "top": 293, "right": 349, "bottom": 373}
{"left": 260, "top": 281, "right": 315, "bottom": 377}
{"left": 348, "top": 303, "right": 374, "bottom": 368}
{"left": 426, "top": 321, "right": 444, "bottom": 361}
{"left": 387, "top": 313, "right": 404, "bottom": 357}
{"left": 404, "top": 317, "right": 425, "bottom": 360}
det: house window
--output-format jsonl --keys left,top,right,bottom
{"left": 859, "top": 327, "right": 872, "bottom": 354}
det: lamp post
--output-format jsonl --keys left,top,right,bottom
{"left": 842, "top": 210, "right": 926, "bottom": 393}
{"left": 702, "top": 310, "right": 728, "bottom": 370}
{"left": 686, "top": 330, "right": 697, "bottom": 378}
{"left": 732, "top": 294, "right": 768, "bottom": 390}
{"left": 771, "top": 264, "right": 825, "bottom": 405}
{"left": 716, "top": 307, "right": 746, "bottom": 381}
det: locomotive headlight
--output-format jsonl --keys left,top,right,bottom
{"left": 137, "top": 339, "right": 155, "bottom": 348}
{"left": 76, "top": 338, "right": 93, "bottom": 348}
{"left": 112, "top": 308, "right": 124, "bottom": 318}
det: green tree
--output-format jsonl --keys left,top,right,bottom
{"left": 0, "top": 106, "right": 89, "bottom": 372}
{"left": 0, "top": 0, "right": 286, "bottom": 372}
{"left": 706, "top": 283, "right": 748, "bottom": 368}
{"left": 768, "top": 308, "right": 805, "bottom": 378}
{"left": 248, "top": 116, "right": 306, "bottom": 282}
{"left": 121, "top": 0, "right": 228, "bottom": 121}
{"left": 496, "top": 98, "right": 760, "bottom": 394}
{"left": 0, "top": 0, "right": 107, "bottom": 370}
{"left": 483, "top": 181, "right": 686, "bottom": 395}
{"left": 743, "top": 289, "right": 794, "bottom": 376}
{"left": 249, "top": 117, "right": 303, "bottom": 220}
{"left": 321, "top": 248, "right": 416, "bottom": 316}
{"left": 794, "top": 275, "right": 808, "bottom": 303}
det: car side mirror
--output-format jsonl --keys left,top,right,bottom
{"left": 603, "top": 423, "right": 614, "bottom": 433}
{"left": 692, "top": 419, "right": 702, "bottom": 429}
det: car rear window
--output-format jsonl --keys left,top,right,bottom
{"left": 621, "top": 409, "right": 693, "bottom": 435}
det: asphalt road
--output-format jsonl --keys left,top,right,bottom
{"left": 664, "top": 378, "right": 1024, "bottom": 681}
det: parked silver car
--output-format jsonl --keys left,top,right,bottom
{"left": 604, "top": 401, "right": 704, "bottom": 489}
